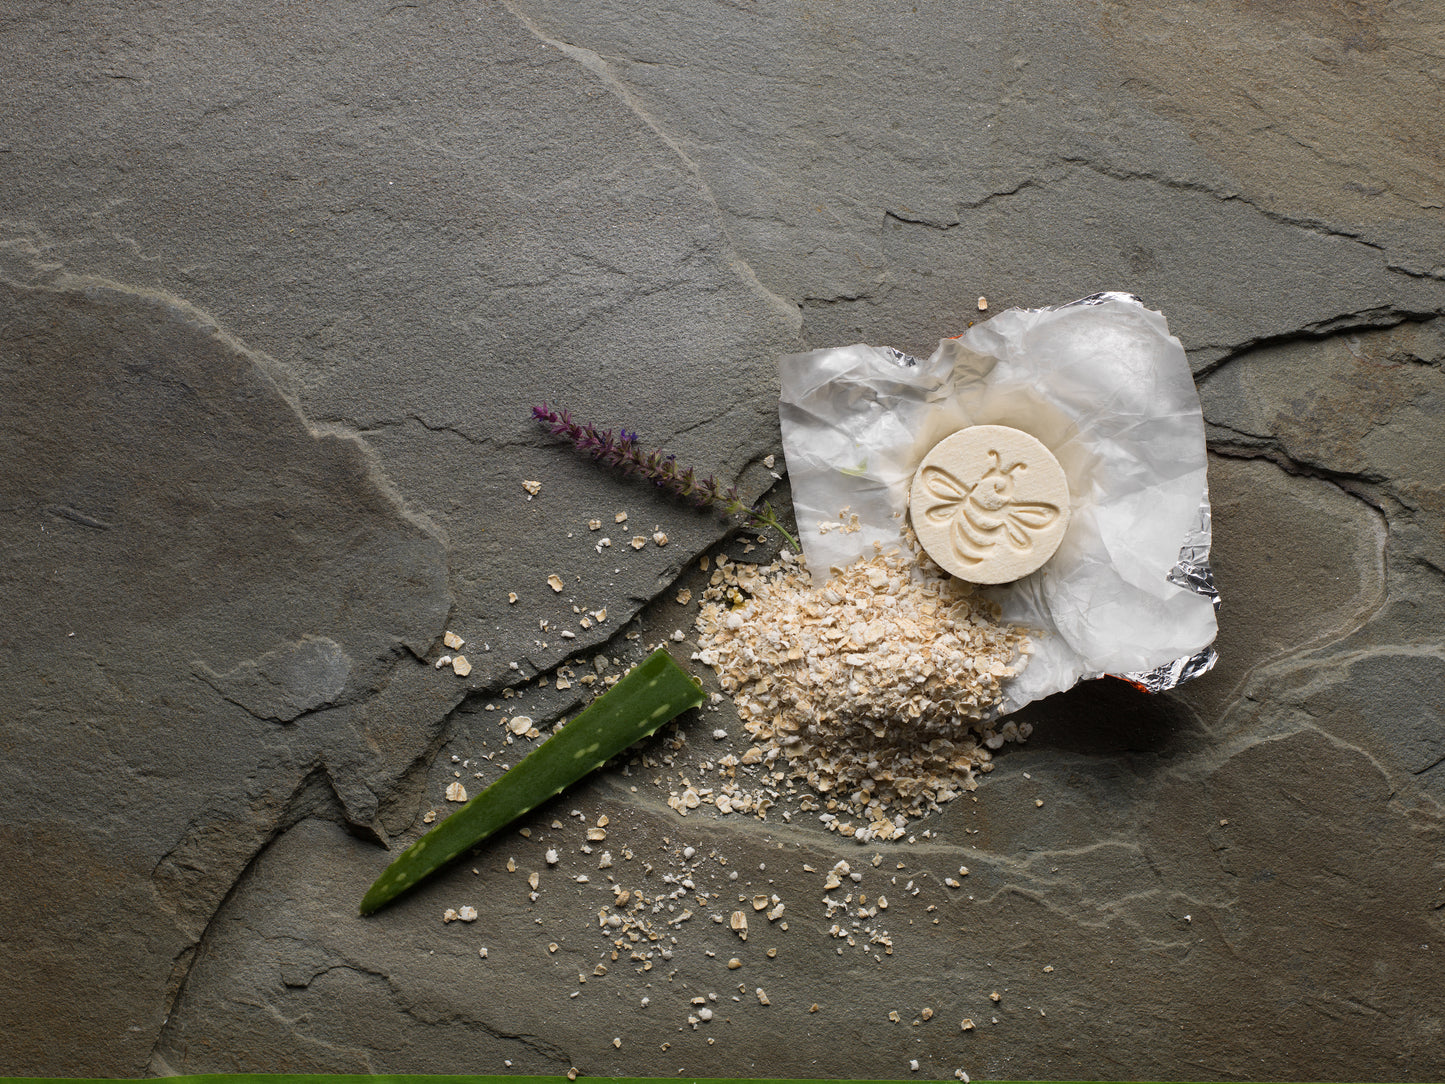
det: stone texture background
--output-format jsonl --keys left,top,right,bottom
{"left": 2, "top": 1, "right": 1442, "bottom": 1079}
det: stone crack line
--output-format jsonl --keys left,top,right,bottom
{"left": 496, "top": 0, "right": 801, "bottom": 336}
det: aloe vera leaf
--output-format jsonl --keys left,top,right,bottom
{"left": 360, "top": 647, "right": 705, "bottom": 915}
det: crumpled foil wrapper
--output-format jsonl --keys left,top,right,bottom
{"left": 779, "top": 292, "right": 1220, "bottom": 715}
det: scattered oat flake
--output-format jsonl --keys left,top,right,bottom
{"left": 630, "top": 536, "right": 647, "bottom": 550}
{"left": 458, "top": 905, "right": 478, "bottom": 922}
{"left": 764, "top": 454, "right": 775, "bottom": 468}
{"left": 423, "top": 809, "right": 437, "bottom": 823}
{"left": 615, "top": 511, "right": 627, "bottom": 523}
{"left": 588, "top": 519, "right": 602, "bottom": 531}
{"left": 446, "top": 781, "right": 468, "bottom": 803}
{"left": 508, "top": 592, "right": 518, "bottom": 604}
{"left": 653, "top": 531, "right": 668, "bottom": 547}
{"left": 522, "top": 480, "right": 543, "bottom": 496}
{"left": 443, "top": 908, "right": 459, "bottom": 923}
{"left": 676, "top": 588, "right": 693, "bottom": 605}
{"left": 547, "top": 574, "right": 564, "bottom": 592}
{"left": 692, "top": 538, "right": 1031, "bottom": 827}
{"left": 443, "top": 631, "right": 465, "bottom": 650}
{"left": 451, "top": 655, "right": 472, "bottom": 677}
{"left": 977, "top": 296, "right": 988, "bottom": 310}
{"left": 755, "top": 987, "right": 770, "bottom": 1006}
{"left": 508, "top": 716, "right": 532, "bottom": 735}
{"left": 528, "top": 871, "right": 540, "bottom": 890}
{"left": 961, "top": 1018, "right": 975, "bottom": 1031}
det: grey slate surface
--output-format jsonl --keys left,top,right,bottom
{"left": 2, "top": 1, "right": 1442, "bottom": 1080}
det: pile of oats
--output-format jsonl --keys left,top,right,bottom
{"left": 693, "top": 543, "right": 1033, "bottom": 834}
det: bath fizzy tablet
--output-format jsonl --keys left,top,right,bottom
{"left": 909, "top": 424, "right": 1070, "bottom": 584}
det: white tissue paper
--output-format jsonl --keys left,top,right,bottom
{"left": 778, "top": 293, "right": 1219, "bottom": 715}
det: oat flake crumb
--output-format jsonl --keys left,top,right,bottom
{"left": 547, "top": 574, "right": 564, "bottom": 592}
{"left": 445, "top": 781, "right": 468, "bottom": 802}
{"left": 451, "top": 655, "right": 472, "bottom": 677}
{"left": 522, "top": 480, "right": 542, "bottom": 496}
{"left": 693, "top": 538, "right": 1030, "bottom": 826}
{"left": 443, "top": 630, "right": 465, "bottom": 650}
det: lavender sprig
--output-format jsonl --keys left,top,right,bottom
{"left": 533, "top": 403, "right": 798, "bottom": 551}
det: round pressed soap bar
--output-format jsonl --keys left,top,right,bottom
{"left": 909, "top": 425, "right": 1070, "bottom": 584}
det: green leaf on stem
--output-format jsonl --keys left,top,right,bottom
{"left": 359, "top": 647, "right": 706, "bottom": 915}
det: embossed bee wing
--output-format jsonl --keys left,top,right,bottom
{"left": 1001, "top": 501, "right": 1060, "bottom": 549}
{"left": 918, "top": 466, "right": 973, "bottom": 524}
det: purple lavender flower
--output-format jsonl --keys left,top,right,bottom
{"left": 533, "top": 403, "right": 796, "bottom": 549}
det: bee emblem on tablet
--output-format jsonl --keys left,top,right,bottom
{"left": 918, "top": 450, "right": 1062, "bottom": 563}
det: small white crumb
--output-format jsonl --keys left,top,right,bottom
{"left": 443, "top": 631, "right": 465, "bottom": 650}
{"left": 960, "top": 1018, "right": 975, "bottom": 1031}
{"left": 443, "top": 908, "right": 459, "bottom": 923}
{"left": 446, "top": 781, "right": 468, "bottom": 802}
{"left": 435, "top": 655, "right": 452, "bottom": 669}
{"left": 508, "top": 592, "right": 518, "bottom": 604}
{"left": 547, "top": 574, "right": 564, "bottom": 592}
{"left": 479, "top": 947, "right": 488, "bottom": 958}
{"left": 910, "top": 1059, "right": 920, "bottom": 1072}
{"left": 697, "top": 1007, "right": 713, "bottom": 1021}
{"left": 977, "top": 296, "right": 988, "bottom": 310}
{"left": 522, "top": 480, "right": 542, "bottom": 496}
{"left": 508, "top": 715, "right": 533, "bottom": 734}
{"left": 451, "top": 655, "right": 472, "bottom": 677}
{"left": 671, "top": 629, "right": 686, "bottom": 642}
{"left": 755, "top": 987, "right": 770, "bottom": 1005}
{"left": 545, "top": 848, "right": 559, "bottom": 865}
{"left": 653, "top": 531, "right": 668, "bottom": 547}
{"left": 588, "top": 519, "right": 602, "bottom": 530}
{"left": 711, "top": 728, "right": 727, "bottom": 740}
{"left": 764, "top": 454, "right": 775, "bottom": 468}
{"left": 614, "top": 511, "right": 627, "bottom": 523}
{"left": 630, "top": 536, "right": 647, "bottom": 549}
{"left": 458, "top": 905, "right": 478, "bottom": 922}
